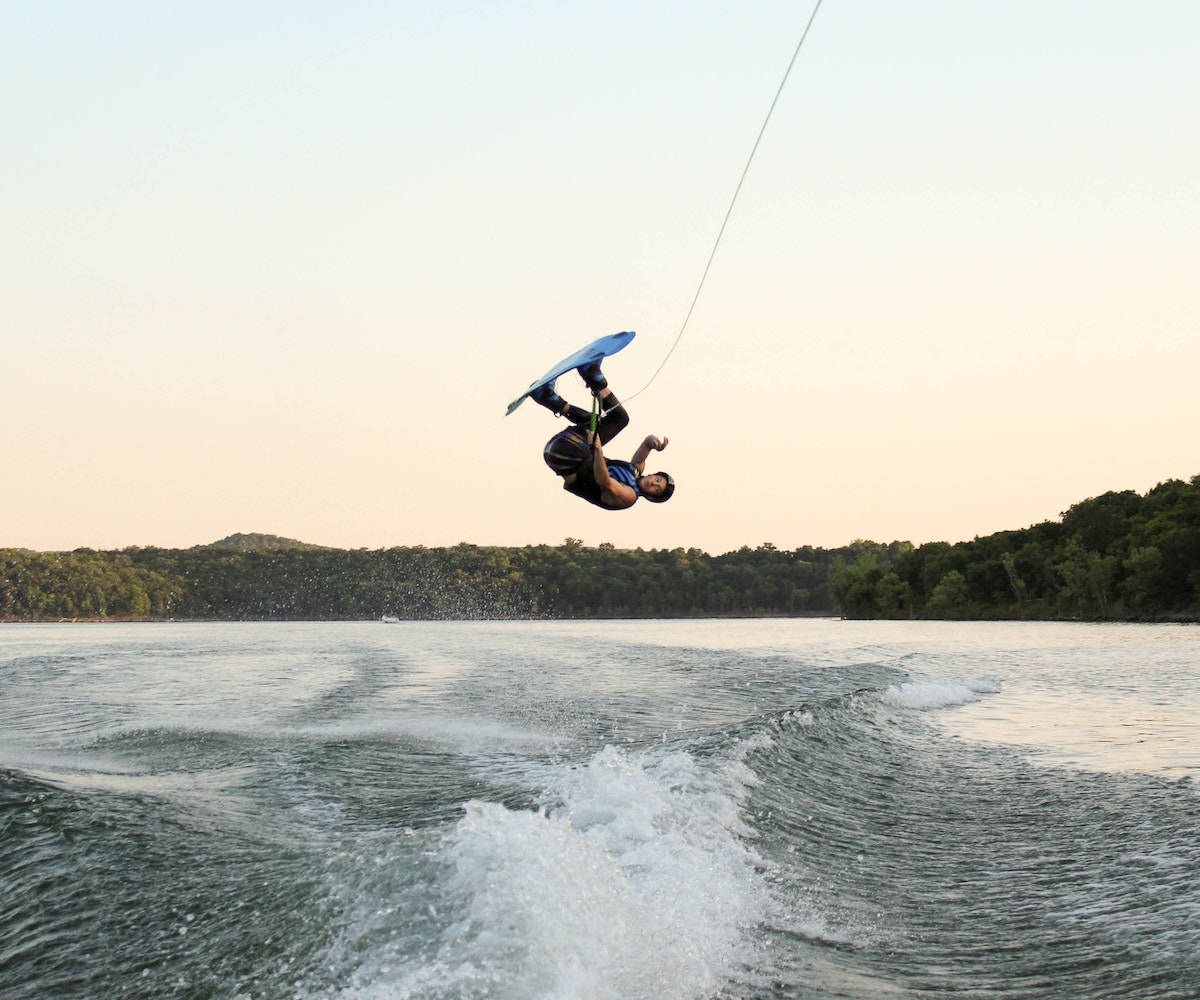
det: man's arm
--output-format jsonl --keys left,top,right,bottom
{"left": 631, "top": 434, "right": 669, "bottom": 475}
{"left": 589, "top": 435, "right": 638, "bottom": 508}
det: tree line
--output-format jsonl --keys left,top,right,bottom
{"left": 2, "top": 476, "right": 1197, "bottom": 622}
{"left": 0, "top": 540, "right": 837, "bottom": 621}
{"left": 828, "top": 476, "right": 1200, "bottom": 620}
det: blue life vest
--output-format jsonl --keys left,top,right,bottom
{"left": 566, "top": 459, "right": 641, "bottom": 509}
{"left": 606, "top": 461, "right": 640, "bottom": 494}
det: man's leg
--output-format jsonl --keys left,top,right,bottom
{"left": 530, "top": 384, "right": 595, "bottom": 425}
{"left": 576, "top": 362, "right": 630, "bottom": 444}
{"left": 535, "top": 364, "right": 627, "bottom": 456}
{"left": 594, "top": 387, "right": 629, "bottom": 445}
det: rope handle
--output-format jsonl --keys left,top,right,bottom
{"left": 588, "top": 391, "right": 600, "bottom": 451}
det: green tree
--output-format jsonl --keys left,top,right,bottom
{"left": 1121, "top": 545, "right": 1163, "bottom": 615}
{"left": 927, "top": 570, "right": 969, "bottom": 617}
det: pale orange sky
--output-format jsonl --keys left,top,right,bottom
{"left": 4, "top": 2, "right": 1198, "bottom": 554}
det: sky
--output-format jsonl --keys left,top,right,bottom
{"left": 4, "top": 1, "right": 1198, "bottom": 555}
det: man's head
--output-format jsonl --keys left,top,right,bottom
{"left": 639, "top": 472, "right": 675, "bottom": 503}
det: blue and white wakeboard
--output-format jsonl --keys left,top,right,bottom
{"left": 505, "top": 330, "right": 635, "bottom": 415}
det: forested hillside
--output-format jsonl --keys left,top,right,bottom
{"left": 829, "top": 476, "right": 1200, "bottom": 620}
{"left": 3, "top": 477, "right": 1197, "bottom": 622}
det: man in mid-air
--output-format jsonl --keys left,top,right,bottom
{"left": 531, "top": 362, "right": 674, "bottom": 510}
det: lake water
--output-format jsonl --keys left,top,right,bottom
{"left": 1, "top": 619, "right": 1197, "bottom": 999}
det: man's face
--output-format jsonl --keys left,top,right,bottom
{"left": 640, "top": 474, "right": 670, "bottom": 499}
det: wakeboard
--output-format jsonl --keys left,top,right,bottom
{"left": 505, "top": 330, "right": 635, "bottom": 415}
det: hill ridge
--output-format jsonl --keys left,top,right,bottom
{"left": 202, "top": 533, "right": 328, "bottom": 552}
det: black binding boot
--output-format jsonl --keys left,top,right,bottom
{"left": 577, "top": 362, "right": 607, "bottom": 392}
{"left": 530, "top": 382, "right": 565, "bottom": 413}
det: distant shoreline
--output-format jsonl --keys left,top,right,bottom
{"left": 5, "top": 476, "right": 1200, "bottom": 623}
{"left": 3, "top": 612, "right": 1196, "bottom": 626}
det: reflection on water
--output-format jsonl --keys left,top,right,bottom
{"left": 945, "top": 686, "right": 1200, "bottom": 776}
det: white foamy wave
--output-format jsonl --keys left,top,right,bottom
{"left": 882, "top": 676, "right": 1002, "bottom": 711}
{"left": 343, "top": 743, "right": 766, "bottom": 999}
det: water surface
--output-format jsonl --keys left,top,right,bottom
{"left": 1, "top": 620, "right": 1196, "bottom": 998}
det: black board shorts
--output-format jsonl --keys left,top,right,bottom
{"left": 543, "top": 427, "right": 590, "bottom": 476}
{"left": 542, "top": 403, "right": 629, "bottom": 477}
